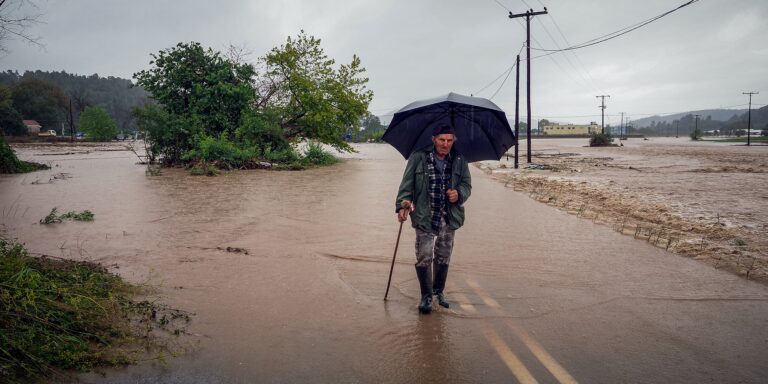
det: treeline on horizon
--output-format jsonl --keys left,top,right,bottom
{"left": 0, "top": 69, "right": 149, "bottom": 135}
{"left": 630, "top": 107, "right": 768, "bottom": 136}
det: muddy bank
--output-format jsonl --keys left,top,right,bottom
{"left": 480, "top": 137, "right": 768, "bottom": 283}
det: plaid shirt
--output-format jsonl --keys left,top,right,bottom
{"left": 426, "top": 151, "right": 452, "bottom": 232}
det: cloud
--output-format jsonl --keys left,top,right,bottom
{"left": 1, "top": 0, "right": 766, "bottom": 124}
{"left": 717, "top": 10, "right": 763, "bottom": 42}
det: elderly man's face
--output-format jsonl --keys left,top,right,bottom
{"left": 432, "top": 133, "right": 455, "bottom": 158}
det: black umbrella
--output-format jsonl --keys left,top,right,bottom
{"left": 382, "top": 92, "right": 516, "bottom": 163}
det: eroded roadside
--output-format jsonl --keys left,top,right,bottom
{"left": 478, "top": 138, "right": 768, "bottom": 283}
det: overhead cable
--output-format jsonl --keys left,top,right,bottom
{"left": 531, "top": 0, "right": 699, "bottom": 53}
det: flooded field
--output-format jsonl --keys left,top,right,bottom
{"left": 2, "top": 141, "right": 768, "bottom": 383}
{"left": 480, "top": 137, "right": 768, "bottom": 283}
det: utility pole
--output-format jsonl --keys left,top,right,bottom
{"left": 514, "top": 54, "right": 520, "bottom": 169}
{"left": 510, "top": 7, "right": 547, "bottom": 163}
{"left": 743, "top": 91, "right": 758, "bottom": 146}
{"left": 620, "top": 112, "right": 625, "bottom": 139}
{"left": 694, "top": 114, "right": 700, "bottom": 138}
{"left": 596, "top": 95, "right": 610, "bottom": 134}
{"left": 676, "top": 120, "right": 679, "bottom": 138}
{"left": 69, "top": 100, "right": 76, "bottom": 142}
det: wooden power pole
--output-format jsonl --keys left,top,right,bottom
{"left": 743, "top": 91, "right": 759, "bottom": 146}
{"left": 514, "top": 54, "right": 520, "bottom": 169}
{"left": 509, "top": 7, "right": 547, "bottom": 163}
{"left": 596, "top": 95, "right": 610, "bottom": 134}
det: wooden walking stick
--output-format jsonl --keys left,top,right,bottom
{"left": 385, "top": 201, "right": 411, "bottom": 301}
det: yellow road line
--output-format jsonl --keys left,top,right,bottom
{"left": 481, "top": 324, "right": 540, "bottom": 384}
{"left": 506, "top": 322, "right": 579, "bottom": 384}
{"left": 465, "top": 277, "right": 501, "bottom": 309}
{"left": 464, "top": 276, "right": 578, "bottom": 384}
{"left": 451, "top": 291, "right": 477, "bottom": 313}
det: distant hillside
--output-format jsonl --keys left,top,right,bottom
{"left": 629, "top": 105, "right": 768, "bottom": 136}
{"left": 632, "top": 109, "right": 747, "bottom": 128}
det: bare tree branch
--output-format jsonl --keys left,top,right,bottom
{"left": 0, "top": 0, "right": 44, "bottom": 54}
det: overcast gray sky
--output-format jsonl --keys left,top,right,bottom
{"left": 2, "top": 0, "right": 766, "bottom": 125}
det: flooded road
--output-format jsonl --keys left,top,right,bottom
{"left": 2, "top": 142, "right": 768, "bottom": 383}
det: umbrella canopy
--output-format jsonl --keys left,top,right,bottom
{"left": 382, "top": 92, "right": 516, "bottom": 163}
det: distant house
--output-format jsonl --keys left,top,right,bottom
{"left": 23, "top": 120, "right": 42, "bottom": 135}
{"left": 542, "top": 122, "right": 601, "bottom": 136}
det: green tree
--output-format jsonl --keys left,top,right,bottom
{"left": 79, "top": 105, "right": 117, "bottom": 141}
{"left": 260, "top": 31, "right": 373, "bottom": 151}
{"left": 11, "top": 79, "right": 67, "bottom": 130}
{"left": 132, "top": 33, "right": 371, "bottom": 166}
{"left": 134, "top": 41, "right": 256, "bottom": 138}
{"left": 133, "top": 42, "right": 256, "bottom": 163}
{"left": 0, "top": 84, "right": 26, "bottom": 135}
{"left": 133, "top": 104, "right": 203, "bottom": 163}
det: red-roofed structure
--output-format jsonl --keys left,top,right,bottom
{"left": 22, "top": 120, "right": 41, "bottom": 134}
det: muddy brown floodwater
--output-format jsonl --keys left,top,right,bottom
{"left": 2, "top": 141, "right": 768, "bottom": 383}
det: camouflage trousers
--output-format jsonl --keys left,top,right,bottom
{"left": 414, "top": 217, "right": 455, "bottom": 267}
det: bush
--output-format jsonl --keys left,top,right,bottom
{"left": 589, "top": 132, "right": 614, "bottom": 147}
{"left": 263, "top": 146, "right": 300, "bottom": 164}
{"left": 302, "top": 142, "right": 337, "bottom": 166}
{"left": 184, "top": 135, "right": 259, "bottom": 169}
{"left": 190, "top": 163, "right": 220, "bottom": 176}
{"left": 0, "top": 135, "right": 48, "bottom": 174}
{"left": 690, "top": 128, "right": 702, "bottom": 140}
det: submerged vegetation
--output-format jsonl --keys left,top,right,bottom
{"left": 39, "top": 208, "right": 95, "bottom": 224}
{"left": 0, "top": 239, "right": 191, "bottom": 382}
{"left": 589, "top": 132, "right": 614, "bottom": 147}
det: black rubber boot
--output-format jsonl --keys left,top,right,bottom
{"left": 432, "top": 263, "right": 450, "bottom": 308}
{"left": 415, "top": 265, "right": 433, "bottom": 314}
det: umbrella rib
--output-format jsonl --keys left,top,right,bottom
{"left": 455, "top": 109, "right": 505, "bottom": 158}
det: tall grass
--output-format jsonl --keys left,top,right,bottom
{"left": 0, "top": 239, "right": 190, "bottom": 381}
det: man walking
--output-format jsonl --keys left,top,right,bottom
{"left": 395, "top": 124, "right": 471, "bottom": 314}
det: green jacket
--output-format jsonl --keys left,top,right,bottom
{"left": 396, "top": 145, "right": 472, "bottom": 232}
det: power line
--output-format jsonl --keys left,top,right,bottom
{"left": 531, "top": 0, "right": 699, "bottom": 53}
{"left": 484, "top": 44, "right": 525, "bottom": 99}
{"left": 503, "top": 0, "right": 605, "bottom": 94}
{"left": 493, "top": 0, "right": 512, "bottom": 12}
{"left": 489, "top": 63, "right": 515, "bottom": 100}
{"left": 473, "top": 64, "right": 514, "bottom": 96}
{"left": 535, "top": 0, "right": 605, "bottom": 94}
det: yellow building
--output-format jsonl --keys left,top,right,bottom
{"left": 542, "top": 122, "right": 601, "bottom": 136}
